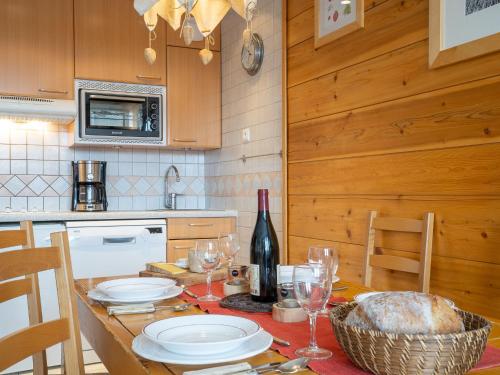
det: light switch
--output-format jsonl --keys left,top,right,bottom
{"left": 242, "top": 128, "right": 251, "bottom": 143}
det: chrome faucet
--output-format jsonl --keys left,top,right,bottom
{"left": 164, "top": 165, "right": 181, "bottom": 209}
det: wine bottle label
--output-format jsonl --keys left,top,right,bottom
{"left": 249, "top": 264, "right": 260, "bottom": 296}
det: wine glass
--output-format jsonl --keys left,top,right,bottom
{"left": 293, "top": 264, "right": 333, "bottom": 360}
{"left": 308, "top": 246, "right": 339, "bottom": 278}
{"left": 195, "top": 239, "right": 221, "bottom": 302}
{"left": 218, "top": 232, "right": 240, "bottom": 267}
{"left": 308, "top": 246, "right": 339, "bottom": 315}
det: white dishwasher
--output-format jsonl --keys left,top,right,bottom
{"left": 0, "top": 219, "right": 166, "bottom": 374}
{"left": 65, "top": 219, "right": 167, "bottom": 279}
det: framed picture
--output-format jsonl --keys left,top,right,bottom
{"left": 429, "top": 0, "right": 500, "bottom": 68}
{"left": 314, "top": 0, "right": 364, "bottom": 48}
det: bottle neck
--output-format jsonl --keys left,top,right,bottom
{"left": 257, "top": 189, "right": 270, "bottom": 213}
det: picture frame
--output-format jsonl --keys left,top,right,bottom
{"left": 314, "top": 0, "right": 364, "bottom": 49}
{"left": 429, "top": 0, "right": 500, "bottom": 69}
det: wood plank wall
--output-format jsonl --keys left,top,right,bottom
{"left": 285, "top": 0, "right": 500, "bottom": 318}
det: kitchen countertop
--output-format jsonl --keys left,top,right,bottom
{"left": 0, "top": 209, "right": 238, "bottom": 223}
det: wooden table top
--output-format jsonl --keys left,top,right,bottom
{"left": 74, "top": 278, "right": 500, "bottom": 375}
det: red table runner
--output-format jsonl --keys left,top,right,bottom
{"left": 181, "top": 282, "right": 500, "bottom": 374}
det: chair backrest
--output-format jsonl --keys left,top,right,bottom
{"left": 363, "top": 211, "right": 435, "bottom": 293}
{"left": 0, "top": 221, "right": 84, "bottom": 375}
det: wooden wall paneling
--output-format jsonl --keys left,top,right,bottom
{"left": 288, "top": 236, "right": 500, "bottom": 318}
{"left": 288, "top": 76, "right": 500, "bottom": 162}
{"left": 281, "top": 0, "right": 289, "bottom": 264}
{"left": 288, "top": 196, "right": 500, "bottom": 265}
{"left": 287, "top": 40, "right": 500, "bottom": 124}
{"left": 287, "top": 0, "right": 390, "bottom": 49}
{"left": 288, "top": 143, "right": 500, "bottom": 196}
{"left": 287, "top": 0, "right": 314, "bottom": 20}
{"left": 287, "top": 0, "right": 427, "bottom": 87}
{"left": 285, "top": 0, "right": 500, "bottom": 318}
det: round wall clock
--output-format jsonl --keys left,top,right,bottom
{"left": 241, "top": 33, "right": 264, "bottom": 76}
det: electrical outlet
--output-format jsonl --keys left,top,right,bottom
{"left": 242, "top": 128, "right": 251, "bottom": 143}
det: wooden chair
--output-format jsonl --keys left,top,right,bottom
{"left": 363, "top": 211, "right": 435, "bottom": 293}
{"left": 0, "top": 221, "right": 85, "bottom": 374}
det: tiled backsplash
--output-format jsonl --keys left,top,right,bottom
{"left": 205, "top": 0, "right": 283, "bottom": 264}
{"left": 0, "top": 122, "right": 205, "bottom": 211}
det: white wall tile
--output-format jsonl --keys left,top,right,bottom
{"left": 205, "top": 0, "right": 282, "bottom": 249}
{"left": 11, "top": 160, "right": 27, "bottom": 174}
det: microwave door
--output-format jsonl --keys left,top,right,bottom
{"left": 87, "top": 95, "right": 145, "bottom": 131}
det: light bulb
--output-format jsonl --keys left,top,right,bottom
{"left": 340, "top": 0, "right": 351, "bottom": 4}
{"left": 199, "top": 48, "right": 213, "bottom": 65}
{"left": 242, "top": 28, "right": 252, "bottom": 49}
{"left": 183, "top": 23, "right": 194, "bottom": 46}
{"left": 144, "top": 47, "right": 157, "bottom": 65}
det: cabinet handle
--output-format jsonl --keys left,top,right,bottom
{"left": 173, "top": 246, "right": 193, "bottom": 250}
{"left": 136, "top": 75, "right": 162, "bottom": 80}
{"left": 188, "top": 223, "right": 214, "bottom": 227}
{"left": 174, "top": 138, "right": 197, "bottom": 143}
{"left": 38, "top": 88, "right": 68, "bottom": 94}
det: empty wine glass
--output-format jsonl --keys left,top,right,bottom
{"left": 293, "top": 264, "right": 333, "bottom": 360}
{"left": 195, "top": 239, "right": 221, "bottom": 302}
{"left": 218, "top": 232, "right": 240, "bottom": 267}
{"left": 308, "top": 246, "right": 339, "bottom": 278}
{"left": 308, "top": 246, "right": 339, "bottom": 315}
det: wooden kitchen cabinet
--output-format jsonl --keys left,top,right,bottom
{"left": 0, "top": 0, "right": 74, "bottom": 99}
{"left": 167, "top": 46, "right": 221, "bottom": 149}
{"left": 74, "top": 0, "right": 167, "bottom": 85}
{"left": 167, "top": 239, "right": 197, "bottom": 262}
{"left": 167, "top": 217, "right": 236, "bottom": 262}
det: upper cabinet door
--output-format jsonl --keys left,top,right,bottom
{"left": 0, "top": 0, "right": 74, "bottom": 99}
{"left": 74, "top": 0, "right": 167, "bottom": 85}
{"left": 167, "top": 46, "right": 221, "bottom": 149}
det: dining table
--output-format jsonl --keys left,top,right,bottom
{"left": 75, "top": 277, "right": 500, "bottom": 375}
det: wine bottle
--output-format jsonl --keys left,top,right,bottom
{"left": 249, "top": 189, "right": 279, "bottom": 302}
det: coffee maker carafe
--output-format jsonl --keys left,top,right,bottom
{"left": 72, "top": 161, "right": 108, "bottom": 211}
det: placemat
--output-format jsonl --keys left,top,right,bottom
{"left": 182, "top": 282, "right": 500, "bottom": 375}
{"left": 220, "top": 292, "right": 274, "bottom": 313}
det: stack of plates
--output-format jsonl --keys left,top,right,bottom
{"left": 88, "top": 277, "right": 182, "bottom": 304}
{"left": 133, "top": 315, "right": 273, "bottom": 365}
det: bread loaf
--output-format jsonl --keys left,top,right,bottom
{"left": 345, "top": 292, "right": 464, "bottom": 334}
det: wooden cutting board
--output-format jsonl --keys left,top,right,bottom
{"left": 139, "top": 268, "right": 227, "bottom": 286}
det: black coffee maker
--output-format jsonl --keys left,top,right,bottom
{"left": 71, "top": 161, "right": 108, "bottom": 211}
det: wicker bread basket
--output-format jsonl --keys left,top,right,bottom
{"left": 330, "top": 303, "right": 491, "bottom": 375}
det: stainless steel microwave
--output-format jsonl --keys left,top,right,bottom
{"left": 75, "top": 80, "right": 166, "bottom": 146}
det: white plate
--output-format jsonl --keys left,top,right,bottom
{"left": 143, "top": 315, "right": 261, "bottom": 355}
{"left": 132, "top": 330, "right": 273, "bottom": 365}
{"left": 96, "top": 277, "right": 176, "bottom": 299}
{"left": 88, "top": 285, "right": 183, "bottom": 304}
{"left": 354, "top": 291, "right": 456, "bottom": 309}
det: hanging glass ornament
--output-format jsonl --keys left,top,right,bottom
{"left": 144, "top": 30, "right": 157, "bottom": 65}
{"left": 199, "top": 35, "right": 214, "bottom": 65}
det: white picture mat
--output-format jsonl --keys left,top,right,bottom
{"left": 318, "top": 0, "right": 357, "bottom": 38}
{"left": 443, "top": 0, "right": 500, "bottom": 49}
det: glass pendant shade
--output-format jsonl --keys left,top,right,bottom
{"left": 191, "top": 0, "right": 231, "bottom": 37}
{"left": 144, "top": 8, "right": 158, "bottom": 31}
{"left": 183, "top": 23, "right": 194, "bottom": 45}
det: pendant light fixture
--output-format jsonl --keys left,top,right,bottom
{"left": 134, "top": 0, "right": 258, "bottom": 65}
